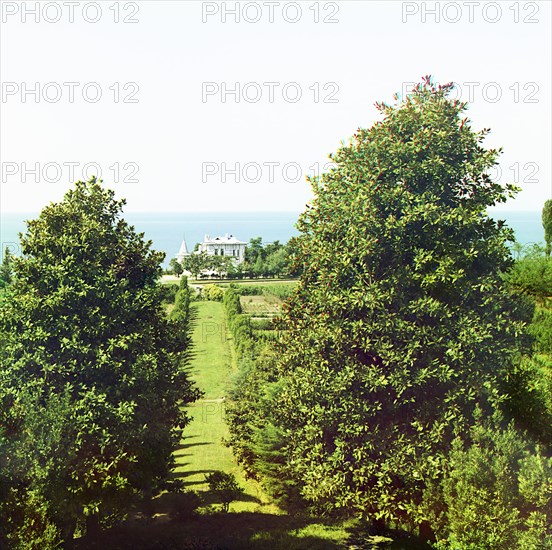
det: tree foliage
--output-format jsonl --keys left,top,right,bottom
{"left": 243, "top": 238, "right": 291, "bottom": 278}
{"left": 169, "top": 257, "right": 184, "bottom": 277}
{"left": 501, "top": 243, "right": 552, "bottom": 448}
{"left": 542, "top": 200, "right": 552, "bottom": 258}
{"left": 503, "top": 243, "right": 552, "bottom": 301}
{"left": 435, "top": 411, "right": 552, "bottom": 548}
{"left": 246, "top": 78, "right": 537, "bottom": 538}
{"left": 0, "top": 248, "right": 13, "bottom": 288}
{"left": 180, "top": 251, "right": 236, "bottom": 279}
{"left": 181, "top": 252, "right": 207, "bottom": 280}
{"left": 0, "top": 178, "right": 199, "bottom": 543}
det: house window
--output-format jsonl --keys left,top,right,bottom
{"left": 221, "top": 249, "right": 224, "bottom": 256}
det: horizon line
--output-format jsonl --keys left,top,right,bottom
{"left": 0, "top": 208, "right": 542, "bottom": 215}
{"left": 1, "top": 210, "right": 304, "bottom": 215}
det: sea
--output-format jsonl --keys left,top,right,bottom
{"left": 0, "top": 210, "right": 545, "bottom": 267}
{"left": 0, "top": 212, "right": 301, "bottom": 267}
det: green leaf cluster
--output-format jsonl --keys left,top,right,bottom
{"left": 435, "top": 412, "right": 552, "bottom": 548}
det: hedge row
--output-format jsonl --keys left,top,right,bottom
{"left": 170, "top": 276, "right": 192, "bottom": 344}
{"left": 221, "top": 288, "right": 291, "bottom": 500}
{"left": 223, "top": 288, "right": 256, "bottom": 358}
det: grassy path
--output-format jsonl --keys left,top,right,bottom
{"left": 168, "top": 301, "right": 353, "bottom": 548}
{"left": 174, "top": 301, "right": 277, "bottom": 512}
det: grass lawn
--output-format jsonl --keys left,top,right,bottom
{"left": 173, "top": 300, "right": 275, "bottom": 507}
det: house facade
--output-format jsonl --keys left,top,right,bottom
{"left": 198, "top": 234, "right": 247, "bottom": 263}
{"left": 176, "top": 233, "right": 247, "bottom": 264}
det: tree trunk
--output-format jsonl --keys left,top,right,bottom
{"left": 61, "top": 518, "right": 77, "bottom": 549}
{"left": 419, "top": 521, "right": 436, "bottom": 543}
{"left": 86, "top": 513, "right": 101, "bottom": 539}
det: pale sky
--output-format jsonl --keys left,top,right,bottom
{"left": 1, "top": 0, "right": 551, "bottom": 213}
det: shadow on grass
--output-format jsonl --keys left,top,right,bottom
{"left": 200, "top": 488, "right": 261, "bottom": 508}
{"left": 175, "top": 441, "right": 214, "bottom": 451}
{"left": 345, "top": 522, "right": 433, "bottom": 550}
{"left": 169, "top": 469, "right": 217, "bottom": 486}
{"left": 74, "top": 511, "right": 347, "bottom": 550}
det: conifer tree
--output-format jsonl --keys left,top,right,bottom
{"left": 542, "top": 199, "right": 552, "bottom": 258}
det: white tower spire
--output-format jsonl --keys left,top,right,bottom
{"left": 176, "top": 235, "right": 190, "bottom": 263}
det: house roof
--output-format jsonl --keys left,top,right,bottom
{"left": 203, "top": 234, "right": 247, "bottom": 245}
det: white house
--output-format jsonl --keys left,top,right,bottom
{"left": 198, "top": 234, "right": 247, "bottom": 263}
{"left": 176, "top": 233, "right": 247, "bottom": 264}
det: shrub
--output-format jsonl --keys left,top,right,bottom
{"left": 158, "top": 283, "right": 179, "bottom": 304}
{"left": 250, "top": 318, "right": 274, "bottom": 331}
{"left": 205, "top": 471, "right": 242, "bottom": 512}
{"left": 170, "top": 276, "right": 191, "bottom": 340}
{"left": 434, "top": 412, "right": 552, "bottom": 549}
{"left": 222, "top": 286, "right": 291, "bottom": 503}
{"left": 201, "top": 284, "right": 224, "bottom": 302}
{"left": 223, "top": 287, "right": 242, "bottom": 316}
{"left": 231, "top": 284, "right": 264, "bottom": 296}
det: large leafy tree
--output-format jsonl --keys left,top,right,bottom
{"left": 244, "top": 237, "right": 264, "bottom": 264}
{"left": 261, "top": 79, "right": 533, "bottom": 535}
{"left": 0, "top": 178, "right": 198, "bottom": 542}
